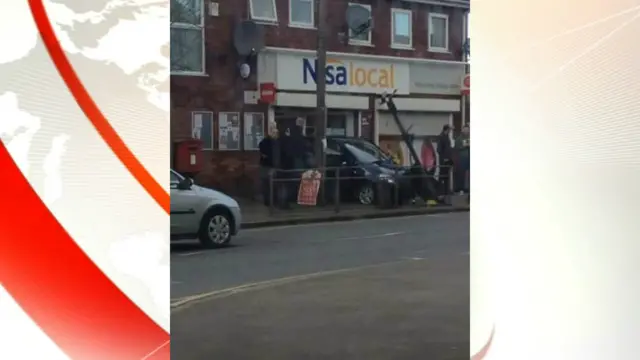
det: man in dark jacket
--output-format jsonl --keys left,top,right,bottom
{"left": 437, "top": 125, "right": 453, "bottom": 198}
{"left": 278, "top": 122, "right": 308, "bottom": 207}
{"left": 258, "top": 131, "right": 277, "bottom": 206}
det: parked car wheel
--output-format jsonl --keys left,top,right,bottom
{"left": 198, "top": 208, "right": 233, "bottom": 248}
{"left": 357, "top": 183, "right": 375, "bottom": 205}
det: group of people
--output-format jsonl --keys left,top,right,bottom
{"left": 258, "top": 119, "right": 470, "bottom": 208}
{"left": 437, "top": 123, "right": 470, "bottom": 197}
{"left": 258, "top": 121, "right": 310, "bottom": 208}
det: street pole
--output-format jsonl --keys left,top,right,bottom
{"left": 462, "top": 11, "right": 470, "bottom": 126}
{"left": 314, "top": 0, "right": 327, "bottom": 169}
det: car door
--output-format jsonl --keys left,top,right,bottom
{"left": 170, "top": 171, "right": 200, "bottom": 235}
{"left": 338, "top": 149, "right": 361, "bottom": 200}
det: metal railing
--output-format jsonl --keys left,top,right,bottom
{"left": 261, "top": 164, "right": 457, "bottom": 215}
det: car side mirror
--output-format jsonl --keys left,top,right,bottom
{"left": 176, "top": 177, "right": 193, "bottom": 190}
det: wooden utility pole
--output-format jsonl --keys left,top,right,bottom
{"left": 314, "top": 0, "right": 327, "bottom": 168}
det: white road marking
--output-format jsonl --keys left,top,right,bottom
{"left": 336, "top": 231, "right": 405, "bottom": 241}
{"left": 178, "top": 251, "right": 204, "bottom": 257}
{"left": 171, "top": 258, "right": 426, "bottom": 311}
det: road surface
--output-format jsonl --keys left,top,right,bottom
{"left": 171, "top": 212, "right": 469, "bottom": 360}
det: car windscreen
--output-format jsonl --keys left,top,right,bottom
{"left": 343, "top": 143, "right": 382, "bottom": 164}
{"left": 341, "top": 140, "right": 390, "bottom": 162}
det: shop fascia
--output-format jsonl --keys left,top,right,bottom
{"left": 270, "top": 48, "right": 412, "bottom": 95}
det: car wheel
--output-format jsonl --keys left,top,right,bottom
{"left": 357, "top": 183, "right": 375, "bottom": 205}
{"left": 198, "top": 208, "right": 233, "bottom": 248}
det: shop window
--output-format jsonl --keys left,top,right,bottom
{"left": 250, "top": 0, "right": 278, "bottom": 22}
{"left": 243, "top": 112, "right": 265, "bottom": 150}
{"left": 348, "top": 3, "right": 372, "bottom": 45}
{"left": 191, "top": 111, "right": 214, "bottom": 150}
{"left": 171, "top": 0, "right": 205, "bottom": 74}
{"left": 218, "top": 112, "right": 241, "bottom": 151}
{"left": 289, "top": 0, "right": 314, "bottom": 27}
{"left": 391, "top": 8, "right": 412, "bottom": 48}
{"left": 428, "top": 13, "right": 449, "bottom": 52}
{"left": 327, "top": 115, "right": 347, "bottom": 136}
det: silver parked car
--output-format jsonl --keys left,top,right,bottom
{"left": 170, "top": 169, "right": 241, "bottom": 248}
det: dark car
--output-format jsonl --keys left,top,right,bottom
{"left": 323, "top": 137, "right": 410, "bottom": 206}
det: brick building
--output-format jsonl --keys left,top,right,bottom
{"left": 170, "top": 0, "right": 470, "bottom": 198}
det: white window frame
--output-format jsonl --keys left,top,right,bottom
{"left": 171, "top": 0, "right": 206, "bottom": 75}
{"left": 191, "top": 111, "right": 214, "bottom": 150}
{"left": 249, "top": 0, "right": 278, "bottom": 23}
{"left": 347, "top": 3, "right": 372, "bottom": 45}
{"left": 428, "top": 12, "right": 449, "bottom": 52}
{"left": 390, "top": 8, "right": 412, "bottom": 49}
{"left": 289, "top": 0, "right": 315, "bottom": 28}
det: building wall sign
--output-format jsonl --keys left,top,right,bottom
{"left": 409, "top": 62, "right": 466, "bottom": 95}
{"left": 461, "top": 74, "right": 470, "bottom": 95}
{"left": 276, "top": 53, "right": 410, "bottom": 94}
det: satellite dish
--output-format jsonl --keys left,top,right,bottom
{"left": 233, "top": 20, "right": 265, "bottom": 56}
{"left": 346, "top": 4, "right": 372, "bottom": 34}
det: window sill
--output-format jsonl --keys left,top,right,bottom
{"left": 391, "top": 45, "right": 414, "bottom": 51}
{"left": 428, "top": 48, "right": 451, "bottom": 54}
{"left": 348, "top": 41, "right": 374, "bottom": 47}
{"left": 252, "top": 18, "right": 279, "bottom": 26}
{"left": 288, "top": 23, "right": 316, "bottom": 30}
{"left": 171, "top": 71, "right": 209, "bottom": 77}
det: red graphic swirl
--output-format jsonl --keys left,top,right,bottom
{"left": 471, "top": 327, "right": 495, "bottom": 360}
{"left": 28, "top": 0, "right": 169, "bottom": 214}
{"left": 0, "top": 143, "right": 169, "bottom": 359}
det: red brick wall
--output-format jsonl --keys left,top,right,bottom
{"left": 262, "top": 0, "right": 466, "bottom": 61}
{"left": 171, "top": 0, "right": 467, "bottom": 197}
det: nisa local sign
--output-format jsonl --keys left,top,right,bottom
{"left": 302, "top": 58, "right": 399, "bottom": 92}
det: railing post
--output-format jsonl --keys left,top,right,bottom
{"left": 334, "top": 167, "right": 340, "bottom": 213}
{"left": 395, "top": 175, "right": 400, "bottom": 207}
{"left": 269, "top": 170, "right": 274, "bottom": 215}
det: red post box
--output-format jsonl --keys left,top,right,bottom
{"left": 175, "top": 139, "right": 203, "bottom": 174}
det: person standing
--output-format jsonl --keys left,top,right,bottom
{"left": 276, "top": 126, "right": 295, "bottom": 208}
{"left": 437, "top": 125, "right": 454, "bottom": 199}
{"left": 454, "top": 124, "right": 470, "bottom": 194}
{"left": 258, "top": 123, "right": 277, "bottom": 207}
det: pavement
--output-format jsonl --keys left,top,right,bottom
{"left": 239, "top": 195, "right": 470, "bottom": 228}
{"left": 171, "top": 212, "right": 470, "bottom": 360}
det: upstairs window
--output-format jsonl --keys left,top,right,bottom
{"left": 250, "top": 0, "right": 278, "bottom": 22}
{"left": 289, "top": 0, "right": 314, "bottom": 27}
{"left": 428, "top": 13, "right": 449, "bottom": 52}
{"left": 348, "top": 3, "right": 372, "bottom": 45}
{"left": 391, "top": 8, "right": 412, "bottom": 48}
{"left": 170, "top": 0, "right": 205, "bottom": 74}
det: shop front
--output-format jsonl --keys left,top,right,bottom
{"left": 257, "top": 48, "right": 411, "bottom": 142}
{"left": 375, "top": 61, "right": 465, "bottom": 167}
{"left": 254, "top": 47, "right": 466, "bottom": 176}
